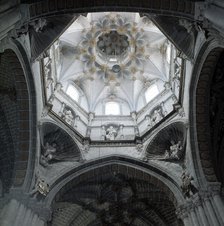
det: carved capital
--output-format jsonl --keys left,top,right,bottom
{"left": 199, "top": 190, "right": 211, "bottom": 201}
{"left": 192, "top": 194, "right": 202, "bottom": 207}
{"left": 176, "top": 204, "right": 190, "bottom": 219}
{"left": 208, "top": 182, "right": 222, "bottom": 196}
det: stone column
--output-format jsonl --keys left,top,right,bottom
{"left": 0, "top": 199, "right": 45, "bottom": 226}
{"left": 193, "top": 195, "right": 209, "bottom": 226}
{"left": 197, "top": 204, "right": 209, "bottom": 226}
{"left": 209, "top": 183, "right": 224, "bottom": 224}
{"left": 189, "top": 207, "right": 200, "bottom": 226}
{"left": 211, "top": 193, "right": 224, "bottom": 224}
{"left": 176, "top": 205, "right": 191, "bottom": 226}
{"left": 23, "top": 209, "right": 32, "bottom": 226}
{"left": 204, "top": 196, "right": 220, "bottom": 226}
{"left": 0, "top": 199, "right": 20, "bottom": 226}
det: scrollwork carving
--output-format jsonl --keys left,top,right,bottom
{"left": 59, "top": 104, "right": 76, "bottom": 126}
{"left": 30, "top": 172, "right": 49, "bottom": 197}
{"left": 164, "top": 140, "right": 183, "bottom": 160}
{"left": 180, "top": 170, "right": 198, "bottom": 198}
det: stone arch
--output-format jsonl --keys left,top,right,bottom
{"left": 28, "top": 0, "right": 195, "bottom": 20}
{"left": 44, "top": 156, "right": 185, "bottom": 225}
{"left": 0, "top": 40, "right": 37, "bottom": 191}
{"left": 190, "top": 39, "right": 224, "bottom": 187}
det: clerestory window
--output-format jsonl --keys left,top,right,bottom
{"left": 66, "top": 84, "right": 79, "bottom": 102}
{"left": 105, "top": 102, "right": 120, "bottom": 115}
{"left": 145, "top": 84, "right": 160, "bottom": 103}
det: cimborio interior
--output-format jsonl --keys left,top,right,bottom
{"left": 0, "top": 1, "right": 224, "bottom": 226}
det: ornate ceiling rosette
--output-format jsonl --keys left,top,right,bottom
{"left": 61, "top": 13, "right": 162, "bottom": 82}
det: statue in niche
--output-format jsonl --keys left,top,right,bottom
{"left": 101, "top": 124, "right": 120, "bottom": 140}
{"left": 88, "top": 112, "right": 94, "bottom": 125}
{"left": 181, "top": 171, "right": 198, "bottom": 198}
{"left": 164, "top": 140, "right": 183, "bottom": 160}
{"left": 151, "top": 108, "right": 163, "bottom": 126}
{"left": 106, "top": 125, "right": 117, "bottom": 140}
{"left": 61, "top": 107, "right": 75, "bottom": 126}
{"left": 44, "top": 64, "right": 53, "bottom": 88}
{"left": 30, "top": 172, "right": 49, "bottom": 197}
{"left": 40, "top": 142, "right": 57, "bottom": 166}
{"left": 30, "top": 18, "right": 47, "bottom": 32}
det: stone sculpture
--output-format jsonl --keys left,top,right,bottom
{"left": 181, "top": 171, "right": 198, "bottom": 198}
{"left": 40, "top": 142, "right": 57, "bottom": 166}
{"left": 164, "top": 140, "right": 182, "bottom": 160}
{"left": 106, "top": 126, "right": 117, "bottom": 140}
{"left": 151, "top": 109, "right": 163, "bottom": 125}
{"left": 30, "top": 173, "right": 49, "bottom": 197}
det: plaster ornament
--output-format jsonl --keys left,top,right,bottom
{"left": 67, "top": 13, "right": 150, "bottom": 82}
{"left": 106, "top": 125, "right": 117, "bottom": 140}
{"left": 30, "top": 18, "right": 47, "bottom": 33}
{"left": 30, "top": 177, "right": 49, "bottom": 197}
{"left": 40, "top": 142, "right": 57, "bottom": 167}
{"left": 88, "top": 112, "right": 94, "bottom": 124}
{"left": 81, "top": 140, "right": 90, "bottom": 153}
{"left": 136, "top": 143, "right": 144, "bottom": 153}
{"left": 74, "top": 115, "right": 80, "bottom": 127}
{"left": 178, "top": 107, "right": 185, "bottom": 117}
{"left": 164, "top": 140, "right": 183, "bottom": 160}
{"left": 41, "top": 105, "right": 51, "bottom": 117}
{"left": 97, "top": 31, "right": 129, "bottom": 56}
{"left": 151, "top": 109, "right": 163, "bottom": 126}
{"left": 181, "top": 171, "right": 198, "bottom": 198}
{"left": 164, "top": 82, "right": 171, "bottom": 90}
{"left": 179, "top": 19, "right": 193, "bottom": 34}
{"left": 48, "top": 94, "right": 55, "bottom": 104}
{"left": 54, "top": 82, "right": 62, "bottom": 92}
{"left": 61, "top": 108, "right": 75, "bottom": 125}
{"left": 43, "top": 58, "right": 53, "bottom": 88}
{"left": 134, "top": 126, "right": 140, "bottom": 136}
{"left": 172, "top": 75, "right": 180, "bottom": 88}
{"left": 145, "top": 115, "right": 151, "bottom": 127}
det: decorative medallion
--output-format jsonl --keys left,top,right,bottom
{"left": 97, "top": 30, "right": 129, "bottom": 57}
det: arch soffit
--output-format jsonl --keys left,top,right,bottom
{"left": 28, "top": 0, "right": 196, "bottom": 21}
{"left": 0, "top": 38, "right": 37, "bottom": 191}
{"left": 44, "top": 156, "right": 185, "bottom": 208}
{"left": 189, "top": 38, "right": 224, "bottom": 187}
